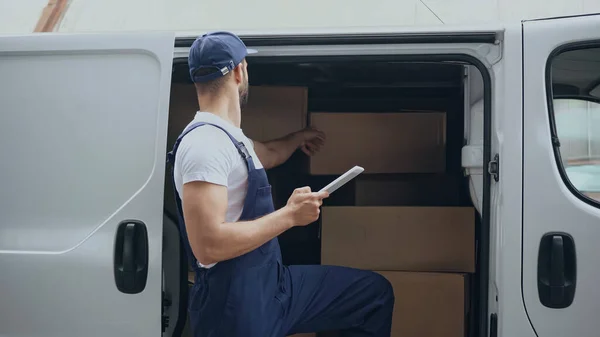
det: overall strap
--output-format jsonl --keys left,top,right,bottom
{"left": 167, "top": 121, "right": 253, "bottom": 170}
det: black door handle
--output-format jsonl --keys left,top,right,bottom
{"left": 114, "top": 220, "right": 148, "bottom": 294}
{"left": 537, "top": 232, "right": 576, "bottom": 308}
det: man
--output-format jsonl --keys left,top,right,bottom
{"left": 167, "top": 31, "right": 394, "bottom": 337}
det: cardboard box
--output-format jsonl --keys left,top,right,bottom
{"left": 380, "top": 271, "right": 468, "bottom": 337}
{"left": 167, "top": 84, "right": 308, "bottom": 143}
{"left": 309, "top": 112, "right": 446, "bottom": 175}
{"left": 321, "top": 207, "right": 475, "bottom": 273}
{"left": 241, "top": 85, "right": 308, "bottom": 142}
{"left": 319, "top": 272, "right": 468, "bottom": 337}
{"left": 168, "top": 84, "right": 199, "bottom": 149}
{"left": 354, "top": 174, "right": 462, "bottom": 206}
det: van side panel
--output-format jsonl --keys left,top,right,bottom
{"left": 0, "top": 33, "right": 174, "bottom": 337}
{"left": 522, "top": 14, "right": 600, "bottom": 337}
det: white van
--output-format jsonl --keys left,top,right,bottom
{"left": 1, "top": 12, "right": 599, "bottom": 337}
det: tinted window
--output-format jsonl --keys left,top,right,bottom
{"left": 549, "top": 47, "right": 600, "bottom": 203}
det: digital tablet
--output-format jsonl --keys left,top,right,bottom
{"left": 319, "top": 166, "right": 365, "bottom": 194}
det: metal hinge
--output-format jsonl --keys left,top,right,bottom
{"left": 488, "top": 154, "right": 499, "bottom": 182}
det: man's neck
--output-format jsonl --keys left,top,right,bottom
{"left": 197, "top": 94, "right": 241, "bottom": 127}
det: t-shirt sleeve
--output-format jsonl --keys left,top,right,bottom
{"left": 175, "top": 127, "right": 238, "bottom": 187}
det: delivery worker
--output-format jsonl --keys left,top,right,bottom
{"left": 167, "top": 31, "right": 395, "bottom": 337}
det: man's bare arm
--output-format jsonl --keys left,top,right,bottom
{"left": 253, "top": 128, "right": 325, "bottom": 169}
{"left": 182, "top": 180, "right": 328, "bottom": 265}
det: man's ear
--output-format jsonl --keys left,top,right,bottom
{"left": 233, "top": 63, "right": 244, "bottom": 85}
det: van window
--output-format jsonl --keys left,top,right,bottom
{"left": 549, "top": 46, "right": 600, "bottom": 203}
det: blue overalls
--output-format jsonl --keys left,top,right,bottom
{"left": 168, "top": 122, "right": 395, "bottom": 337}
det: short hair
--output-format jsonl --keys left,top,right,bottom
{"left": 193, "top": 67, "right": 232, "bottom": 95}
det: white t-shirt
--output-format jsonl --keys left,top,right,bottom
{"left": 173, "top": 112, "right": 263, "bottom": 268}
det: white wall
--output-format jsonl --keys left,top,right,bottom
{"left": 56, "top": 0, "right": 445, "bottom": 33}
{"left": 0, "top": 0, "right": 47, "bottom": 34}
{"left": 1, "top": 0, "right": 600, "bottom": 34}
{"left": 55, "top": 0, "right": 600, "bottom": 33}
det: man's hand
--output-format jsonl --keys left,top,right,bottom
{"left": 297, "top": 128, "right": 326, "bottom": 157}
{"left": 253, "top": 127, "right": 327, "bottom": 169}
{"left": 284, "top": 186, "right": 329, "bottom": 226}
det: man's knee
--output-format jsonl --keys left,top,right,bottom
{"left": 367, "top": 272, "right": 395, "bottom": 303}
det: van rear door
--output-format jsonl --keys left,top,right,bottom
{"left": 522, "top": 13, "right": 600, "bottom": 337}
{"left": 0, "top": 32, "right": 174, "bottom": 337}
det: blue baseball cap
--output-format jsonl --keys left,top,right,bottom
{"left": 188, "top": 31, "right": 257, "bottom": 83}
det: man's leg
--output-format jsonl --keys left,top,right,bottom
{"left": 280, "top": 265, "right": 395, "bottom": 337}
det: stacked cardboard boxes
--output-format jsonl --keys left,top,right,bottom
{"left": 312, "top": 112, "right": 475, "bottom": 337}
{"left": 321, "top": 207, "right": 475, "bottom": 272}
{"left": 320, "top": 207, "right": 474, "bottom": 337}
{"left": 241, "top": 85, "right": 308, "bottom": 142}
{"left": 167, "top": 84, "right": 308, "bottom": 144}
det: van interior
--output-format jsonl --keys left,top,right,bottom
{"left": 161, "top": 52, "right": 488, "bottom": 337}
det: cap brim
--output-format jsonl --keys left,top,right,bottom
{"left": 247, "top": 48, "right": 258, "bottom": 55}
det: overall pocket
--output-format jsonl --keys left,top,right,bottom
{"left": 256, "top": 185, "right": 273, "bottom": 202}
{"left": 274, "top": 260, "right": 290, "bottom": 318}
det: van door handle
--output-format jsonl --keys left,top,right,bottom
{"left": 537, "top": 232, "right": 576, "bottom": 308}
{"left": 114, "top": 220, "right": 148, "bottom": 294}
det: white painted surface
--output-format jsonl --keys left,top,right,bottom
{"left": 0, "top": 0, "right": 47, "bottom": 33}
{"left": 57, "top": 0, "right": 445, "bottom": 32}
{"left": 1, "top": 0, "right": 600, "bottom": 34}
{"left": 0, "top": 32, "right": 174, "bottom": 337}
{"left": 56, "top": 0, "right": 571, "bottom": 32}
{"left": 523, "top": 14, "right": 600, "bottom": 337}
{"left": 492, "top": 22, "right": 539, "bottom": 337}
{"left": 463, "top": 65, "right": 485, "bottom": 215}
{"left": 52, "top": 0, "right": 600, "bottom": 33}
{"left": 0, "top": 4, "right": 598, "bottom": 337}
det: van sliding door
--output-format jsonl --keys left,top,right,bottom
{"left": 522, "top": 13, "right": 600, "bottom": 337}
{"left": 0, "top": 32, "right": 174, "bottom": 337}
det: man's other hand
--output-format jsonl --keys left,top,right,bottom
{"left": 298, "top": 128, "right": 326, "bottom": 156}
